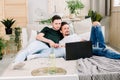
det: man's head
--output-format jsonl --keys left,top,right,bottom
{"left": 51, "top": 15, "right": 62, "bottom": 31}
{"left": 60, "top": 22, "right": 70, "bottom": 37}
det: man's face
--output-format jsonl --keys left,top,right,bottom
{"left": 60, "top": 24, "right": 70, "bottom": 37}
{"left": 52, "top": 19, "right": 62, "bottom": 31}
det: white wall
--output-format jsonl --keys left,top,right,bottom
{"left": 99, "top": 0, "right": 105, "bottom": 16}
{"left": 90, "top": 0, "right": 99, "bottom": 12}
{"left": 27, "top": 0, "right": 90, "bottom": 24}
{"left": 80, "top": 0, "right": 90, "bottom": 16}
{"left": 28, "top": 0, "right": 48, "bottom": 24}
{"left": 50, "top": 0, "right": 90, "bottom": 17}
{"left": 48, "top": 0, "right": 68, "bottom": 16}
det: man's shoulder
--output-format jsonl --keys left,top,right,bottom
{"left": 43, "top": 26, "right": 51, "bottom": 30}
{"left": 41, "top": 27, "right": 52, "bottom": 31}
{"left": 66, "top": 34, "right": 78, "bottom": 38}
{"left": 59, "top": 34, "right": 80, "bottom": 44}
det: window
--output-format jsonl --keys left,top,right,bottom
{"left": 114, "top": 0, "right": 120, "bottom": 6}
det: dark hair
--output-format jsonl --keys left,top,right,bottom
{"left": 60, "top": 22, "right": 68, "bottom": 30}
{"left": 52, "top": 15, "right": 62, "bottom": 22}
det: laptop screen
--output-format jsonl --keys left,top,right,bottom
{"left": 65, "top": 41, "right": 93, "bottom": 60}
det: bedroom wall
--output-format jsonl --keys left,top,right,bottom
{"left": 0, "top": 0, "right": 28, "bottom": 27}
{"left": 27, "top": 0, "right": 107, "bottom": 24}
{"left": 109, "top": 0, "right": 120, "bottom": 50}
{"left": 27, "top": 0, "right": 90, "bottom": 24}
{"left": 0, "top": 0, "right": 107, "bottom": 27}
{"left": 90, "top": 0, "right": 106, "bottom": 16}
{"left": 28, "top": 0, "right": 48, "bottom": 24}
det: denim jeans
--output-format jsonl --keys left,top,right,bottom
{"left": 14, "top": 40, "right": 66, "bottom": 63}
{"left": 14, "top": 40, "right": 49, "bottom": 63}
{"left": 90, "top": 25, "right": 106, "bottom": 48}
{"left": 90, "top": 25, "right": 120, "bottom": 59}
{"left": 93, "top": 47, "right": 120, "bottom": 59}
{"left": 31, "top": 47, "right": 65, "bottom": 58}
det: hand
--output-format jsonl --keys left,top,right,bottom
{"left": 92, "top": 21, "right": 101, "bottom": 26}
{"left": 53, "top": 43, "right": 59, "bottom": 48}
{"left": 48, "top": 40, "right": 59, "bottom": 48}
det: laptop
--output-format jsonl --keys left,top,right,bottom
{"left": 65, "top": 41, "right": 93, "bottom": 60}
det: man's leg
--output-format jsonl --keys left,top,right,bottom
{"left": 95, "top": 25, "right": 106, "bottom": 48}
{"left": 54, "top": 47, "right": 66, "bottom": 58}
{"left": 27, "top": 48, "right": 51, "bottom": 59}
{"left": 90, "top": 26, "right": 97, "bottom": 47}
{"left": 13, "top": 40, "right": 49, "bottom": 69}
{"left": 93, "top": 47, "right": 120, "bottom": 59}
{"left": 15, "top": 40, "right": 49, "bottom": 62}
{"left": 27, "top": 47, "right": 66, "bottom": 60}
{"left": 90, "top": 25, "right": 106, "bottom": 48}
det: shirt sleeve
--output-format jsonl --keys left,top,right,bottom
{"left": 40, "top": 27, "right": 49, "bottom": 34}
{"left": 59, "top": 34, "right": 81, "bottom": 45}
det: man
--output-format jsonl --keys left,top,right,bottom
{"left": 59, "top": 21, "right": 120, "bottom": 59}
{"left": 27, "top": 21, "right": 120, "bottom": 60}
{"left": 13, "top": 15, "right": 63, "bottom": 69}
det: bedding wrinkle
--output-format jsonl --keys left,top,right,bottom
{"left": 77, "top": 56, "right": 120, "bottom": 80}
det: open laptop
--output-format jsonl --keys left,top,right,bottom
{"left": 65, "top": 41, "right": 93, "bottom": 60}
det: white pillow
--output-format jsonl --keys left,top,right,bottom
{"left": 78, "top": 32, "right": 90, "bottom": 41}
{"left": 28, "top": 30, "right": 37, "bottom": 45}
{"left": 27, "top": 24, "right": 52, "bottom": 45}
{"left": 21, "top": 28, "right": 28, "bottom": 48}
{"left": 74, "top": 18, "right": 92, "bottom": 34}
{"left": 27, "top": 24, "right": 50, "bottom": 39}
{"left": 78, "top": 26, "right": 105, "bottom": 41}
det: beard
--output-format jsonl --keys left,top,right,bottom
{"left": 65, "top": 32, "right": 70, "bottom": 36}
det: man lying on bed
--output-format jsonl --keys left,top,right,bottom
{"left": 12, "top": 15, "right": 63, "bottom": 69}
{"left": 28, "top": 21, "right": 120, "bottom": 60}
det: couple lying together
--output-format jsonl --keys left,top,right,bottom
{"left": 13, "top": 15, "right": 120, "bottom": 69}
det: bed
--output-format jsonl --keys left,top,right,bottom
{"left": 1, "top": 58, "right": 79, "bottom": 80}
{"left": 77, "top": 56, "right": 120, "bottom": 80}
{"left": 1, "top": 56, "right": 120, "bottom": 80}
{"left": 3, "top": 18, "right": 120, "bottom": 80}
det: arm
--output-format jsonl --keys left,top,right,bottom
{"left": 36, "top": 33, "right": 59, "bottom": 48}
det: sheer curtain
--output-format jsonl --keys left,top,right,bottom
{"left": 90, "top": 0, "right": 111, "bottom": 16}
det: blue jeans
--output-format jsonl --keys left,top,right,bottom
{"left": 14, "top": 40, "right": 49, "bottom": 63}
{"left": 90, "top": 25, "right": 106, "bottom": 48}
{"left": 14, "top": 40, "right": 65, "bottom": 63}
{"left": 31, "top": 47, "right": 65, "bottom": 58}
{"left": 93, "top": 47, "right": 120, "bottom": 59}
{"left": 90, "top": 25, "right": 120, "bottom": 59}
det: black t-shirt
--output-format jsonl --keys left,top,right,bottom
{"left": 40, "top": 27, "right": 63, "bottom": 46}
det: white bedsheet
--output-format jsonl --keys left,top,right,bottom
{"left": 1, "top": 58, "right": 78, "bottom": 80}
